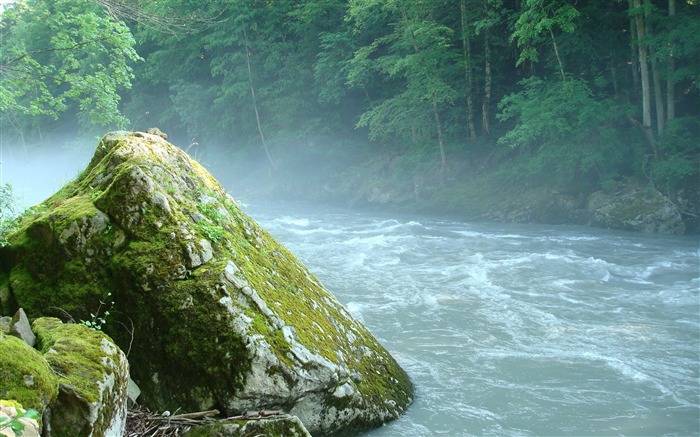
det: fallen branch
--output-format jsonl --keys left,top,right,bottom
{"left": 125, "top": 405, "right": 287, "bottom": 436}
{"left": 169, "top": 409, "right": 219, "bottom": 421}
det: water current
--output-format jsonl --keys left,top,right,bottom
{"left": 245, "top": 201, "right": 700, "bottom": 437}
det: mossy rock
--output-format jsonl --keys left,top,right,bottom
{"left": 0, "top": 333, "right": 58, "bottom": 414}
{"left": 4, "top": 131, "right": 413, "bottom": 436}
{"left": 33, "top": 317, "right": 129, "bottom": 436}
{"left": 587, "top": 181, "right": 685, "bottom": 234}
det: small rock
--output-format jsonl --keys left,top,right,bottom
{"left": 146, "top": 127, "right": 168, "bottom": 139}
{"left": 0, "top": 316, "right": 11, "bottom": 333}
{"left": 128, "top": 377, "right": 141, "bottom": 405}
{"left": 33, "top": 318, "right": 129, "bottom": 436}
{"left": 10, "top": 308, "right": 36, "bottom": 347}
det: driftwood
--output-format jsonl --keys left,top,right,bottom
{"left": 125, "top": 405, "right": 287, "bottom": 437}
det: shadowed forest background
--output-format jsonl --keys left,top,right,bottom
{"left": 1, "top": 0, "right": 698, "bottom": 228}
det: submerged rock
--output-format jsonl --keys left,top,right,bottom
{"left": 3, "top": 131, "right": 413, "bottom": 435}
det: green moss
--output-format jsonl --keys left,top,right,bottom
{"left": 33, "top": 318, "right": 122, "bottom": 406}
{"left": 31, "top": 318, "right": 129, "bottom": 436}
{"left": 0, "top": 333, "right": 59, "bottom": 413}
{"left": 0, "top": 399, "right": 23, "bottom": 408}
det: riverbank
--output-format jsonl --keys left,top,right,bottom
{"left": 221, "top": 153, "right": 699, "bottom": 236}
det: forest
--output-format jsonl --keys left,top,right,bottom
{"left": 1, "top": 0, "right": 699, "bottom": 226}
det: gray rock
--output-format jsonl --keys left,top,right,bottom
{"left": 587, "top": 181, "right": 685, "bottom": 234}
{"left": 0, "top": 316, "right": 11, "bottom": 333}
{"left": 183, "top": 415, "right": 311, "bottom": 437}
{"left": 10, "top": 308, "right": 36, "bottom": 347}
{"left": 127, "top": 377, "right": 141, "bottom": 405}
{"left": 0, "top": 403, "right": 41, "bottom": 437}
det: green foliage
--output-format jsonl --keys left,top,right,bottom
{"left": 497, "top": 77, "right": 627, "bottom": 186}
{"left": 512, "top": 0, "right": 580, "bottom": 67}
{"left": 347, "top": 0, "right": 458, "bottom": 147}
{"left": 197, "top": 202, "right": 225, "bottom": 242}
{"left": 0, "top": 407, "right": 40, "bottom": 436}
{"left": 0, "top": 184, "right": 18, "bottom": 247}
{"left": 649, "top": 117, "right": 700, "bottom": 193}
{"left": 0, "top": 0, "right": 141, "bottom": 128}
{"left": 0, "top": 0, "right": 697, "bottom": 222}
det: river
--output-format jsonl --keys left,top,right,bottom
{"left": 245, "top": 201, "right": 700, "bottom": 437}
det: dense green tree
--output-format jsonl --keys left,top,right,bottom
{"left": 0, "top": 0, "right": 697, "bottom": 218}
{"left": 0, "top": 0, "right": 140, "bottom": 134}
{"left": 346, "top": 0, "right": 459, "bottom": 175}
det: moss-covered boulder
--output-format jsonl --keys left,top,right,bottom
{"left": 33, "top": 318, "right": 129, "bottom": 436}
{"left": 0, "top": 333, "right": 58, "bottom": 414}
{"left": 587, "top": 181, "right": 685, "bottom": 234}
{"left": 3, "top": 131, "right": 413, "bottom": 435}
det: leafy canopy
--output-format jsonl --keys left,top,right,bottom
{"left": 0, "top": 0, "right": 141, "bottom": 128}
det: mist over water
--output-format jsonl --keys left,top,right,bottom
{"left": 246, "top": 201, "right": 700, "bottom": 437}
{"left": 1, "top": 145, "right": 91, "bottom": 209}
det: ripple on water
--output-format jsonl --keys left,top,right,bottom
{"left": 247, "top": 203, "right": 700, "bottom": 437}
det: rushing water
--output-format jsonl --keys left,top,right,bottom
{"left": 245, "top": 201, "right": 700, "bottom": 437}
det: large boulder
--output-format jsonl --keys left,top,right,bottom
{"left": 587, "top": 181, "right": 685, "bottom": 234}
{"left": 2, "top": 131, "right": 413, "bottom": 435}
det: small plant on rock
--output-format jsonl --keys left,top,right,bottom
{"left": 81, "top": 293, "right": 114, "bottom": 331}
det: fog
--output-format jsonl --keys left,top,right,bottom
{"left": 1, "top": 139, "right": 93, "bottom": 210}
{"left": 0, "top": 132, "right": 306, "bottom": 213}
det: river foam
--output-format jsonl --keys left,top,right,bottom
{"left": 248, "top": 202, "right": 699, "bottom": 437}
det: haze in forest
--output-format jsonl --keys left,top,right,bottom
{"left": 1, "top": 0, "right": 698, "bottom": 229}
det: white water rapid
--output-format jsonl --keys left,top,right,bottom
{"left": 247, "top": 201, "right": 699, "bottom": 437}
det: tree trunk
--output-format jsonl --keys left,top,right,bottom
{"left": 667, "top": 0, "right": 676, "bottom": 121}
{"left": 549, "top": 28, "right": 566, "bottom": 81}
{"left": 482, "top": 24, "right": 492, "bottom": 136}
{"left": 631, "top": 0, "right": 656, "bottom": 154}
{"left": 645, "top": 1, "right": 665, "bottom": 135}
{"left": 629, "top": 12, "right": 640, "bottom": 92}
{"left": 461, "top": 0, "right": 477, "bottom": 141}
{"left": 610, "top": 56, "right": 620, "bottom": 99}
{"left": 243, "top": 28, "right": 276, "bottom": 170}
{"left": 432, "top": 101, "right": 447, "bottom": 182}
